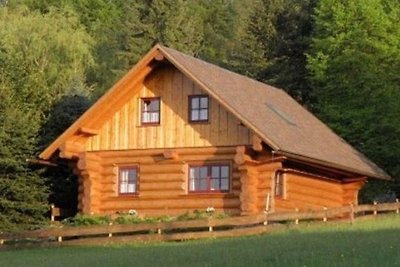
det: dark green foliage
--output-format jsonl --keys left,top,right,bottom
{"left": 62, "top": 210, "right": 228, "bottom": 226}
{"left": 308, "top": 0, "right": 400, "bottom": 199}
{"left": 0, "top": 6, "right": 93, "bottom": 230}
{"left": 118, "top": 1, "right": 204, "bottom": 67}
{"left": 40, "top": 93, "right": 91, "bottom": 212}
{"left": 63, "top": 214, "right": 112, "bottom": 226}
{"left": 236, "top": 0, "right": 316, "bottom": 104}
{"left": 0, "top": 83, "right": 48, "bottom": 231}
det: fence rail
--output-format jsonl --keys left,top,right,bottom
{"left": 1, "top": 200, "right": 399, "bottom": 247}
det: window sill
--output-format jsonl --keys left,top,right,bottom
{"left": 188, "top": 121, "right": 210, "bottom": 125}
{"left": 137, "top": 124, "right": 160, "bottom": 127}
{"left": 118, "top": 193, "right": 139, "bottom": 197}
{"left": 182, "top": 192, "right": 234, "bottom": 197}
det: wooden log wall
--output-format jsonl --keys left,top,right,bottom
{"left": 74, "top": 152, "right": 103, "bottom": 214}
{"left": 85, "top": 65, "right": 252, "bottom": 151}
{"left": 238, "top": 164, "right": 258, "bottom": 215}
{"left": 77, "top": 146, "right": 243, "bottom": 216}
{"left": 274, "top": 172, "right": 363, "bottom": 211}
{"left": 256, "top": 162, "right": 282, "bottom": 212}
{"left": 234, "top": 147, "right": 280, "bottom": 215}
{"left": 342, "top": 180, "right": 365, "bottom": 205}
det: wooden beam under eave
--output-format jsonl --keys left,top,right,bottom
{"left": 234, "top": 146, "right": 258, "bottom": 165}
{"left": 252, "top": 134, "right": 263, "bottom": 152}
{"left": 154, "top": 51, "right": 165, "bottom": 61}
{"left": 163, "top": 150, "right": 179, "bottom": 160}
{"left": 78, "top": 127, "right": 99, "bottom": 136}
{"left": 59, "top": 141, "right": 84, "bottom": 160}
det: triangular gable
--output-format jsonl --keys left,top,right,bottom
{"left": 39, "top": 44, "right": 390, "bottom": 180}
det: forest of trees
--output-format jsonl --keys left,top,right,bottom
{"left": 0, "top": 0, "right": 399, "bottom": 230}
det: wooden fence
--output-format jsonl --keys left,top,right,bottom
{"left": 1, "top": 200, "right": 399, "bottom": 248}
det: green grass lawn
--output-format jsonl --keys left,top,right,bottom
{"left": 1, "top": 214, "right": 400, "bottom": 267}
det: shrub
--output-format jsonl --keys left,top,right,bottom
{"left": 63, "top": 214, "right": 111, "bottom": 226}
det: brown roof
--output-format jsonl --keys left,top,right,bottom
{"left": 39, "top": 44, "right": 390, "bottom": 180}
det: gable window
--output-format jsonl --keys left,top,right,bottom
{"left": 119, "top": 166, "right": 138, "bottom": 195}
{"left": 189, "top": 95, "right": 209, "bottom": 122}
{"left": 189, "top": 163, "right": 230, "bottom": 193}
{"left": 274, "top": 172, "right": 285, "bottom": 198}
{"left": 141, "top": 97, "right": 160, "bottom": 125}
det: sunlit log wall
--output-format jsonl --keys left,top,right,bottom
{"left": 274, "top": 172, "right": 365, "bottom": 212}
{"left": 76, "top": 147, "right": 243, "bottom": 216}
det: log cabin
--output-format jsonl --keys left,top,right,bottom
{"left": 39, "top": 44, "right": 390, "bottom": 216}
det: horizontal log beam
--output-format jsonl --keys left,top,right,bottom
{"left": 252, "top": 135, "right": 263, "bottom": 152}
{"left": 78, "top": 127, "right": 99, "bottom": 136}
{"left": 97, "top": 147, "right": 237, "bottom": 158}
{"left": 163, "top": 150, "right": 179, "bottom": 160}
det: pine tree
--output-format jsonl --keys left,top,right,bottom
{"left": 0, "top": 82, "right": 48, "bottom": 231}
{"left": 119, "top": 0, "right": 204, "bottom": 67}
{"left": 237, "top": 0, "right": 316, "bottom": 104}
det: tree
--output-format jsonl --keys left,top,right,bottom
{"left": 307, "top": 0, "right": 400, "bottom": 200}
{"left": 0, "top": 6, "right": 94, "bottom": 230}
{"left": 235, "top": 0, "right": 316, "bottom": 104}
{"left": 119, "top": 0, "right": 204, "bottom": 66}
{"left": 0, "top": 81, "right": 48, "bottom": 231}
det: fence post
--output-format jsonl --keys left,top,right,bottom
{"left": 50, "top": 204, "right": 55, "bottom": 222}
{"left": 108, "top": 222, "right": 113, "bottom": 237}
{"left": 295, "top": 208, "right": 299, "bottom": 225}
{"left": 373, "top": 201, "right": 378, "bottom": 216}
{"left": 208, "top": 216, "right": 213, "bottom": 232}
{"left": 263, "top": 211, "right": 268, "bottom": 225}
{"left": 396, "top": 199, "right": 399, "bottom": 214}
{"left": 349, "top": 203, "right": 354, "bottom": 225}
{"left": 265, "top": 193, "right": 270, "bottom": 213}
{"left": 323, "top": 207, "right": 328, "bottom": 222}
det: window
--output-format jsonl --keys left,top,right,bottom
{"left": 141, "top": 97, "right": 160, "bottom": 124}
{"left": 189, "top": 163, "right": 230, "bottom": 193}
{"left": 274, "top": 172, "right": 285, "bottom": 197}
{"left": 189, "top": 95, "right": 209, "bottom": 122}
{"left": 119, "top": 167, "right": 138, "bottom": 195}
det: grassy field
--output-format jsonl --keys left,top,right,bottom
{"left": 1, "top": 214, "right": 400, "bottom": 267}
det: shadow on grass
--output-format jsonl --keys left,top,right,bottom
{"left": 1, "top": 227, "right": 399, "bottom": 267}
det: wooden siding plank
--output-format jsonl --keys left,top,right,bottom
{"left": 86, "top": 66, "right": 252, "bottom": 151}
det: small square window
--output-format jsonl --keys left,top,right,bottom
{"left": 119, "top": 167, "right": 138, "bottom": 195}
{"left": 189, "top": 95, "right": 209, "bottom": 122}
{"left": 141, "top": 97, "right": 160, "bottom": 125}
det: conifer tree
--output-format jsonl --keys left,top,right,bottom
{"left": 241, "top": 0, "right": 316, "bottom": 104}
{"left": 308, "top": 0, "right": 400, "bottom": 199}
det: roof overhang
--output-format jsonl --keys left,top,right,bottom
{"left": 275, "top": 150, "right": 391, "bottom": 180}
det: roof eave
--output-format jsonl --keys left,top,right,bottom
{"left": 275, "top": 150, "right": 391, "bottom": 180}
